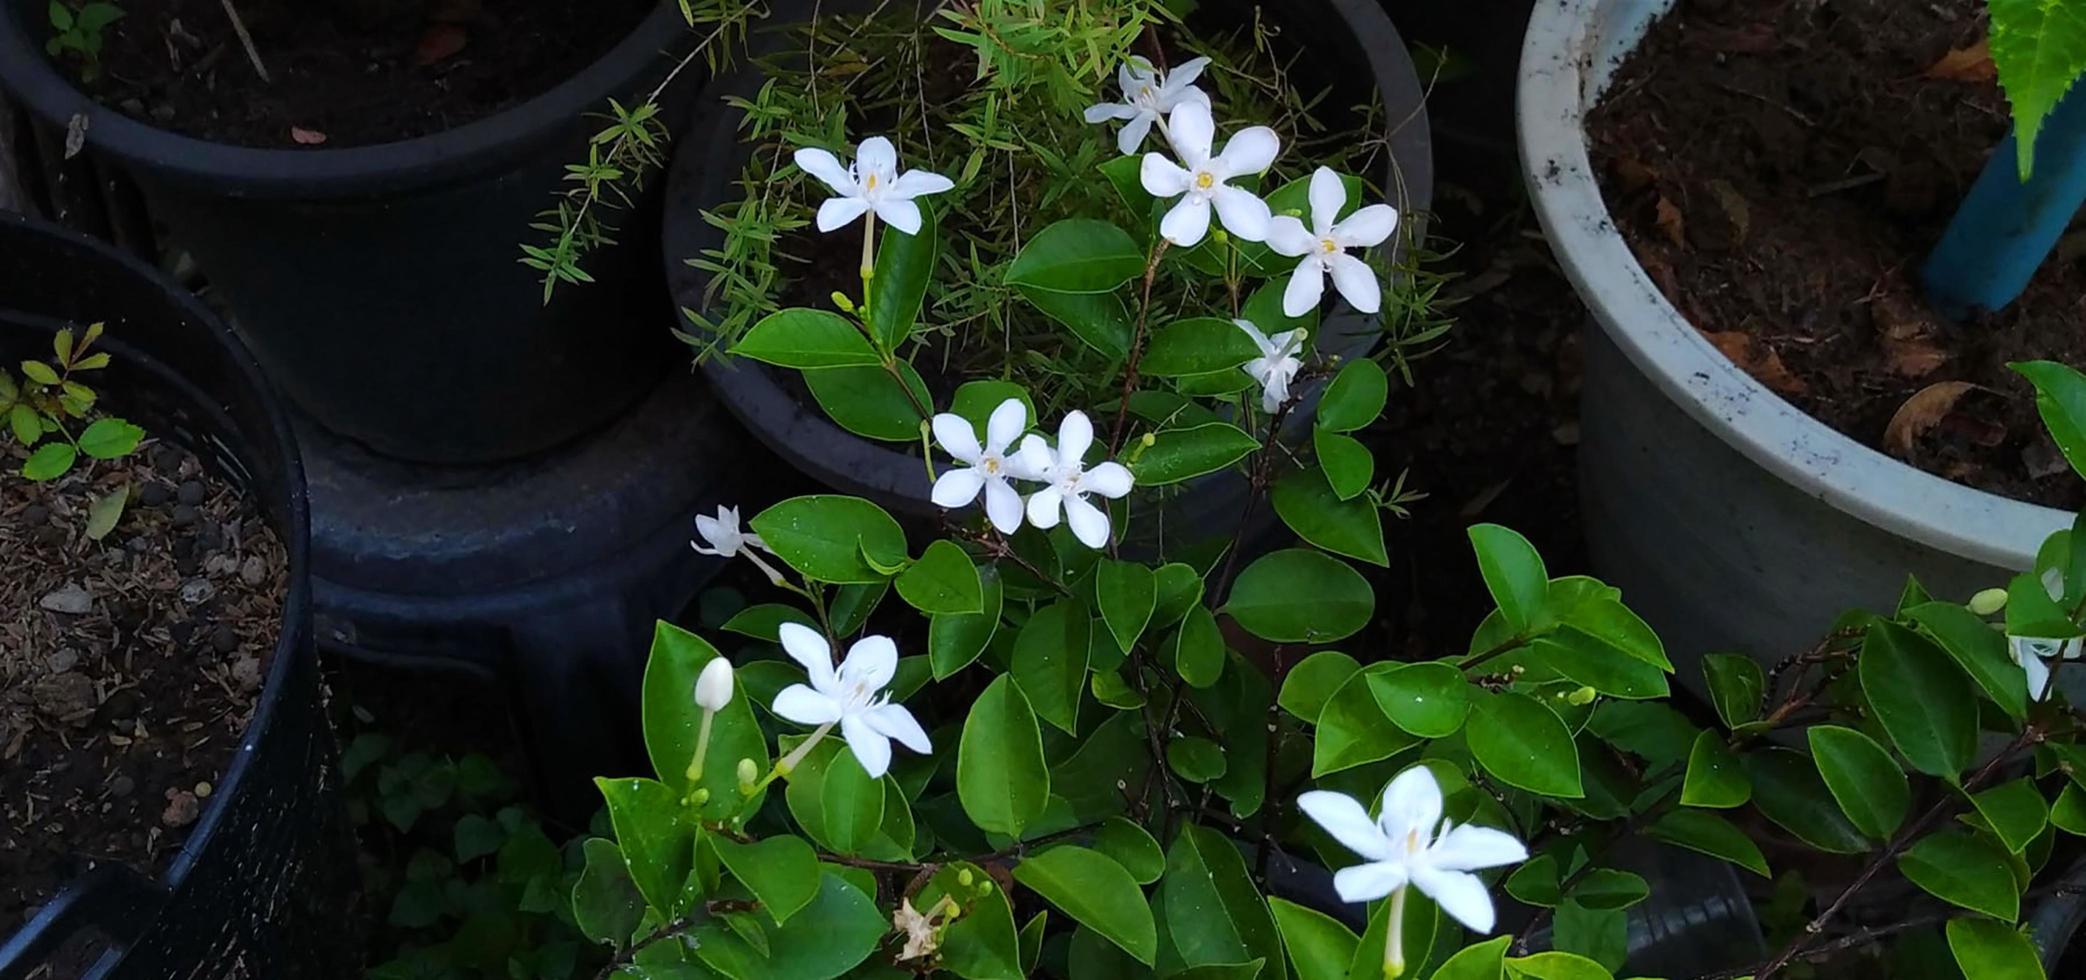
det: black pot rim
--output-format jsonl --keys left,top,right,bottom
{"left": 0, "top": 212, "right": 312, "bottom": 967}
{"left": 0, "top": 0, "right": 685, "bottom": 198}
{"left": 666, "top": 0, "right": 1434, "bottom": 515}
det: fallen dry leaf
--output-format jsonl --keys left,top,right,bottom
{"left": 1707, "top": 179, "right": 1751, "bottom": 244}
{"left": 1655, "top": 195, "right": 1687, "bottom": 248}
{"left": 1885, "top": 381, "right": 1979, "bottom": 457}
{"left": 1702, "top": 330, "right": 1808, "bottom": 396}
{"left": 1925, "top": 38, "right": 1995, "bottom": 82}
{"left": 289, "top": 126, "right": 327, "bottom": 145}
{"left": 1883, "top": 337, "right": 1949, "bottom": 378}
{"left": 416, "top": 23, "right": 469, "bottom": 66}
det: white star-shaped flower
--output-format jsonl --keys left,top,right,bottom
{"left": 794, "top": 136, "right": 954, "bottom": 236}
{"left": 2009, "top": 634, "right": 2081, "bottom": 703}
{"left": 1015, "top": 411, "right": 1135, "bottom": 550}
{"left": 770, "top": 623, "right": 931, "bottom": 779}
{"left": 1235, "top": 319, "right": 1306, "bottom": 414}
{"left": 931, "top": 397, "right": 1039, "bottom": 535}
{"left": 691, "top": 504, "right": 784, "bottom": 584}
{"left": 1138, "top": 101, "right": 1279, "bottom": 247}
{"left": 1267, "top": 167, "right": 1398, "bottom": 316}
{"left": 1298, "top": 766, "right": 1527, "bottom": 934}
{"left": 1082, "top": 56, "right": 1212, "bottom": 156}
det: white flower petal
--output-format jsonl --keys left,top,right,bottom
{"left": 1378, "top": 767, "right": 1445, "bottom": 843}
{"left": 1265, "top": 215, "right": 1317, "bottom": 257}
{"left": 1427, "top": 824, "right": 1529, "bottom": 872}
{"left": 1332, "top": 204, "right": 1399, "bottom": 249}
{"left": 1412, "top": 867, "right": 1497, "bottom": 934}
{"left": 1213, "top": 126, "right": 1280, "bottom": 178}
{"left": 1333, "top": 862, "right": 1407, "bottom": 904}
{"left": 855, "top": 136, "right": 898, "bottom": 181}
{"left": 1084, "top": 102, "right": 1138, "bottom": 124}
{"left": 865, "top": 702, "right": 933, "bottom": 754}
{"left": 932, "top": 413, "right": 983, "bottom": 462}
{"left": 1159, "top": 196, "right": 1212, "bottom": 247}
{"left": 1141, "top": 153, "right": 1194, "bottom": 198}
{"left": 1283, "top": 258, "right": 1327, "bottom": 317}
{"left": 1307, "top": 166, "right": 1347, "bottom": 235}
{"left": 932, "top": 467, "right": 987, "bottom": 509}
{"left": 1083, "top": 461, "right": 1135, "bottom": 499}
{"left": 1161, "top": 57, "right": 1211, "bottom": 98}
{"left": 1116, "top": 112, "right": 1157, "bottom": 157}
{"left": 1233, "top": 317, "right": 1275, "bottom": 355}
{"left": 1057, "top": 411, "right": 1095, "bottom": 465}
{"left": 794, "top": 147, "right": 856, "bottom": 195}
{"left": 984, "top": 478, "right": 1025, "bottom": 535}
{"left": 1297, "top": 790, "right": 1394, "bottom": 862}
{"left": 1261, "top": 366, "right": 1291, "bottom": 414}
{"left": 816, "top": 196, "right": 872, "bottom": 233}
{"left": 1027, "top": 485, "right": 1065, "bottom": 529}
{"left": 985, "top": 398, "right": 1028, "bottom": 454}
{"left": 839, "top": 635, "right": 900, "bottom": 694}
{"left": 875, "top": 198, "right": 925, "bottom": 236}
{"left": 1016, "top": 434, "right": 1056, "bottom": 479}
{"left": 890, "top": 169, "right": 955, "bottom": 199}
{"left": 777, "top": 622, "right": 839, "bottom": 693}
{"left": 1064, "top": 494, "right": 1112, "bottom": 550}
{"left": 772, "top": 683, "right": 843, "bottom": 726}
{"left": 842, "top": 713, "right": 894, "bottom": 779}
{"left": 1168, "top": 101, "right": 1215, "bottom": 164}
{"left": 1326, "top": 252, "right": 1381, "bottom": 314}
{"left": 1210, "top": 185, "right": 1271, "bottom": 243}
{"left": 1118, "top": 60, "right": 1146, "bottom": 98}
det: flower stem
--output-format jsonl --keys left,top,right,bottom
{"left": 685, "top": 708, "right": 716, "bottom": 787}
{"left": 860, "top": 210, "right": 878, "bottom": 282}
{"left": 749, "top": 722, "right": 835, "bottom": 796}
{"left": 1384, "top": 886, "right": 1408, "bottom": 979}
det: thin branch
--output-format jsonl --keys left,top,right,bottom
{"left": 219, "top": 0, "right": 269, "bottom": 83}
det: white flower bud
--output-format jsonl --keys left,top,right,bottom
{"left": 695, "top": 657, "right": 735, "bottom": 712}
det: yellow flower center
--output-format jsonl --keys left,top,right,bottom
{"left": 1195, "top": 172, "right": 1215, "bottom": 190}
{"left": 865, "top": 172, "right": 879, "bottom": 190}
{"left": 1320, "top": 237, "right": 1339, "bottom": 254}
{"left": 983, "top": 457, "right": 1000, "bottom": 475}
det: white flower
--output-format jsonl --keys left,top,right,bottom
{"left": 1298, "top": 766, "right": 1527, "bottom": 934}
{"left": 1015, "top": 411, "right": 1135, "bottom": 550}
{"left": 1236, "top": 319, "right": 1306, "bottom": 414}
{"left": 794, "top": 136, "right": 954, "bottom": 236}
{"left": 692, "top": 504, "right": 764, "bottom": 558}
{"left": 770, "top": 623, "right": 932, "bottom": 779}
{"left": 1267, "top": 167, "right": 1398, "bottom": 317}
{"left": 1138, "top": 101, "right": 1279, "bottom": 247}
{"left": 694, "top": 657, "right": 735, "bottom": 712}
{"left": 930, "top": 398, "right": 1039, "bottom": 535}
{"left": 1082, "top": 56, "right": 1212, "bottom": 156}
{"left": 2009, "top": 634, "right": 2082, "bottom": 702}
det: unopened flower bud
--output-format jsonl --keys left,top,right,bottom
{"left": 1969, "top": 588, "right": 2008, "bottom": 616}
{"left": 1212, "top": 228, "right": 1230, "bottom": 246}
{"left": 831, "top": 291, "right": 856, "bottom": 313}
{"left": 957, "top": 868, "right": 974, "bottom": 887}
{"left": 695, "top": 657, "right": 735, "bottom": 711}
{"left": 975, "top": 879, "right": 994, "bottom": 896}
{"left": 691, "top": 788, "right": 711, "bottom": 805}
{"left": 736, "top": 758, "right": 758, "bottom": 785}
{"left": 1141, "top": 432, "right": 1157, "bottom": 448}
{"left": 1566, "top": 686, "right": 1597, "bottom": 706}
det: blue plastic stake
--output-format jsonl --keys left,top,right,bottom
{"left": 1923, "top": 83, "right": 2086, "bottom": 318}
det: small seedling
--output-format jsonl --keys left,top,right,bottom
{"left": 45, "top": 1, "right": 124, "bottom": 83}
{"left": 2, "top": 321, "right": 146, "bottom": 539}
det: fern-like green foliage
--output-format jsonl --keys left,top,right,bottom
{"left": 1989, "top": 0, "right": 2086, "bottom": 177}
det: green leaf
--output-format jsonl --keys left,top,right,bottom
{"left": 1908, "top": 601, "right": 2030, "bottom": 722}
{"left": 1808, "top": 725, "right": 1911, "bottom": 840}
{"left": 640, "top": 622, "right": 767, "bottom": 819}
{"left": 1152, "top": 562, "right": 1205, "bottom": 628}
{"left": 1507, "top": 854, "right": 1563, "bottom": 907}
{"left": 1646, "top": 809, "right": 1770, "bottom": 877}
{"left": 1171, "top": 604, "right": 1226, "bottom": 688}
{"left": 692, "top": 873, "right": 886, "bottom": 980}
{"left": 958, "top": 675, "right": 1050, "bottom": 837}
{"left": 19, "top": 360, "right": 57, "bottom": 385}
{"left": 720, "top": 603, "right": 816, "bottom": 641}
{"left": 1224, "top": 549, "right": 1374, "bottom": 643}
{"left": 1316, "top": 359, "right": 1388, "bottom": 433}
{"left": 1948, "top": 916, "right": 2047, "bottom": 980}
{"left": 1012, "top": 599, "right": 1090, "bottom": 734}
{"left": 573, "top": 837, "right": 645, "bottom": 948}
{"left": 77, "top": 418, "right": 142, "bottom": 459}
{"left": 750, "top": 495, "right": 908, "bottom": 584}
{"left": 1899, "top": 830, "right": 2021, "bottom": 921}
{"left": 2019, "top": 360, "right": 2086, "bottom": 478}
{"left": 932, "top": 566, "right": 1003, "bottom": 678}
{"left": 870, "top": 203, "right": 937, "bottom": 351}
{"left": 1468, "top": 524, "right": 1549, "bottom": 631}
{"left": 710, "top": 834, "right": 820, "bottom": 925}
{"left": 1701, "top": 654, "right": 1764, "bottom": 728}
{"left": 1007, "top": 219, "right": 1144, "bottom": 293}
{"left": 1746, "top": 748, "right": 1872, "bottom": 853}
{"left": 1366, "top": 662, "right": 1470, "bottom": 738}
{"left": 1432, "top": 935, "right": 1510, "bottom": 980}
{"left": 1014, "top": 846, "right": 1157, "bottom": 964}
{"left": 1570, "top": 869, "right": 1649, "bottom": 911}
{"left": 1507, "top": 949, "right": 1617, "bottom": 980}
{"left": 1278, "top": 650, "right": 1362, "bottom": 723}
{"left": 84, "top": 483, "right": 127, "bottom": 541}
{"left": 1680, "top": 731, "right": 1750, "bottom": 808}
{"left": 1988, "top": 4, "right": 2086, "bottom": 177}
{"left": 1163, "top": 824, "right": 1287, "bottom": 980}
{"left": 594, "top": 776, "right": 694, "bottom": 916}
{"left": 1140, "top": 317, "right": 1263, "bottom": 376}
{"left": 8, "top": 404, "right": 40, "bottom": 445}
{"left": 22, "top": 441, "right": 75, "bottom": 481}
{"left": 1273, "top": 465, "right": 1388, "bottom": 566}
{"left": 803, "top": 361, "right": 930, "bottom": 441}
{"left": 1861, "top": 620, "right": 1978, "bottom": 780}
{"left": 1553, "top": 593, "right": 1672, "bottom": 671}
{"left": 923, "top": 861, "right": 1024, "bottom": 979}
{"left": 896, "top": 539, "right": 984, "bottom": 615}
{"left": 1168, "top": 736, "right": 1228, "bottom": 782}
{"left": 1314, "top": 429, "right": 1375, "bottom": 500}
{"left": 1531, "top": 629, "right": 1670, "bottom": 700}
{"left": 2053, "top": 783, "right": 2086, "bottom": 834}
{"left": 1971, "top": 779, "right": 2049, "bottom": 853}
{"left": 733, "top": 308, "right": 881, "bottom": 368}
{"left": 1132, "top": 422, "right": 1258, "bottom": 485}
{"left": 1096, "top": 559, "right": 1157, "bottom": 653}
{"left": 1347, "top": 888, "right": 1441, "bottom": 980}
{"left": 1468, "top": 690, "right": 1583, "bottom": 798}
{"left": 1313, "top": 664, "right": 1418, "bottom": 776}
{"left": 1092, "top": 816, "right": 1165, "bottom": 884}
{"left": 1268, "top": 897, "right": 1359, "bottom": 980}
{"left": 819, "top": 751, "right": 885, "bottom": 854}
{"left": 1021, "top": 287, "right": 1133, "bottom": 362}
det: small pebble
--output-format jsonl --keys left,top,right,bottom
{"left": 180, "top": 579, "right": 217, "bottom": 605}
{"left": 32, "top": 526, "right": 66, "bottom": 548}
{"left": 211, "top": 623, "right": 239, "bottom": 653}
{"left": 176, "top": 480, "right": 205, "bottom": 506}
{"left": 46, "top": 648, "right": 78, "bottom": 673}
{"left": 194, "top": 781, "right": 212, "bottom": 799}
{"left": 151, "top": 446, "right": 183, "bottom": 472}
{"left": 139, "top": 482, "right": 170, "bottom": 507}
{"left": 239, "top": 556, "right": 268, "bottom": 586}
{"left": 171, "top": 504, "right": 198, "bottom": 527}
{"left": 110, "top": 775, "right": 135, "bottom": 798}
{"left": 162, "top": 790, "right": 200, "bottom": 828}
{"left": 230, "top": 655, "right": 262, "bottom": 690}
{"left": 38, "top": 584, "right": 92, "bottom": 614}
{"left": 205, "top": 554, "right": 237, "bottom": 577}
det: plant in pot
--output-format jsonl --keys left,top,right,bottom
{"left": 556, "top": 369, "right": 2086, "bottom": 980}
{"left": 1517, "top": 0, "right": 2086, "bottom": 685}
{"left": 658, "top": 0, "right": 1439, "bottom": 522}
{"left": 0, "top": 214, "right": 345, "bottom": 979}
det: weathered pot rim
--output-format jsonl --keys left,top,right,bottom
{"left": 1516, "top": 0, "right": 2065, "bottom": 572}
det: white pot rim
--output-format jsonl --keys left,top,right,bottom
{"left": 1516, "top": 0, "right": 2064, "bottom": 571}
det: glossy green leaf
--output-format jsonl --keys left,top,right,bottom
{"left": 1140, "top": 317, "right": 1263, "bottom": 376}
{"left": 2016, "top": 360, "right": 2086, "bottom": 479}
{"left": 1899, "top": 830, "right": 2021, "bottom": 921}
{"left": 1132, "top": 422, "right": 1258, "bottom": 485}
{"left": 1279, "top": 650, "right": 1362, "bottom": 723}
{"left": 692, "top": 873, "right": 886, "bottom": 979}
{"left": 1861, "top": 620, "right": 1977, "bottom": 780}
{"left": 1014, "top": 846, "right": 1157, "bottom": 965}
{"left": 1225, "top": 549, "right": 1374, "bottom": 644}
{"left": 819, "top": 751, "right": 884, "bottom": 854}
{"left": 1971, "top": 779, "right": 2049, "bottom": 853}
{"left": 1948, "top": 916, "right": 2045, "bottom": 980}
{"left": 640, "top": 622, "right": 768, "bottom": 818}
{"left": 1469, "top": 524, "right": 1548, "bottom": 631}
{"left": 803, "top": 360, "right": 930, "bottom": 441}
{"left": 1646, "top": 809, "right": 1770, "bottom": 877}
{"left": 1168, "top": 737, "right": 1228, "bottom": 783}
{"left": 1432, "top": 935, "right": 1510, "bottom": 980}
{"left": 1092, "top": 816, "right": 1165, "bottom": 884}
{"left": 573, "top": 837, "right": 645, "bottom": 947}
{"left": 1273, "top": 465, "right": 1388, "bottom": 566}
{"left": 1269, "top": 897, "right": 1359, "bottom": 980}
{"left": 720, "top": 603, "right": 816, "bottom": 641}
{"left": 1314, "top": 429, "right": 1375, "bottom": 500}
{"left": 923, "top": 861, "right": 1023, "bottom": 979}
{"left": 896, "top": 539, "right": 984, "bottom": 615}
{"left": 1746, "top": 748, "right": 1871, "bottom": 854}
{"left": 931, "top": 565, "right": 1003, "bottom": 679}
{"left": 1533, "top": 628, "right": 1670, "bottom": 700}
{"left": 1097, "top": 559, "right": 1157, "bottom": 653}
{"left": 1506, "top": 949, "right": 1616, "bottom": 979}
{"left": 1701, "top": 653, "right": 1764, "bottom": 729}
{"left": 2053, "top": 783, "right": 2086, "bottom": 834}
{"left": 1908, "top": 601, "right": 2030, "bottom": 722}
{"left": 958, "top": 675, "right": 1050, "bottom": 837}
{"left": 1164, "top": 823, "right": 1287, "bottom": 980}
{"left": 1012, "top": 599, "right": 1091, "bottom": 734}
{"left": 1468, "top": 690, "right": 1583, "bottom": 798}
{"left": 750, "top": 495, "right": 908, "bottom": 585}
{"left": 22, "top": 441, "right": 74, "bottom": 481}
{"left": 1021, "top": 286, "right": 1133, "bottom": 361}
{"left": 1152, "top": 562, "right": 1206, "bottom": 628}
{"left": 710, "top": 834, "right": 820, "bottom": 925}
{"left": 870, "top": 203, "right": 937, "bottom": 351}
{"left": 1312, "top": 664, "right": 1418, "bottom": 776}
{"left": 78, "top": 417, "right": 142, "bottom": 459}
{"left": 1808, "top": 725, "right": 1911, "bottom": 840}
{"left": 1680, "top": 731, "right": 1750, "bottom": 808}
{"left": 594, "top": 776, "right": 694, "bottom": 916}
{"left": 1007, "top": 219, "right": 1143, "bottom": 293}
{"left": 1316, "top": 359, "right": 1388, "bottom": 433}
{"left": 1366, "top": 662, "right": 1470, "bottom": 738}
{"left": 1570, "top": 869, "right": 1649, "bottom": 911}
{"left": 733, "top": 308, "right": 881, "bottom": 368}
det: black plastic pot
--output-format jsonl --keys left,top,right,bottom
{"left": 664, "top": 0, "right": 1433, "bottom": 544}
{"left": 0, "top": 214, "right": 350, "bottom": 980}
{"left": 0, "top": 0, "right": 696, "bottom": 464}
